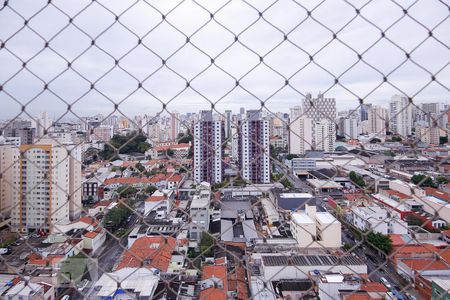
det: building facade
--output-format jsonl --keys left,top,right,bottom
{"left": 193, "top": 111, "right": 224, "bottom": 184}
{"left": 238, "top": 110, "right": 270, "bottom": 184}
{"left": 10, "top": 141, "right": 82, "bottom": 233}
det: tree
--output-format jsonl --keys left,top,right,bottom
{"left": 100, "top": 131, "right": 151, "bottom": 159}
{"left": 391, "top": 136, "right": 402, "bottom": 142}
{"left": 349, "top": 171, "right": 365, "bottom": 188}
{"left": 166, "top": 149, "right": 175, "bottom": 157}
{"left": 436, "top": 176, "right": 449, "bottom": 185}
{"left": 117, "top": 185, "right": 138, "bottom": 198}
{"left": 285, "top": 154, "right": 299, "bottom": 160}
{"left": 411, "top": 174, "right": 434, "bottom": 187}
{"left": 199, "top": 232, "right": 214, "bottom": 256}
{"left": 370, "top": 138, "right": 382, "bottom": 144}
{"left": 367, "top": 232, "right": 393, "bottom": 254}
{"left": 145, "top": 185, "right": 157, "bottom": 195}
{"left": 135, "top": 162, "right": 145, "bottom": 173}
{"left": 178, "top": 132, "right": 193, "bottom": 144}
{"left": 440, "top": 136, "right": 448, "bottom": 145}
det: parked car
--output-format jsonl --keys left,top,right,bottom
{"left": 0, "top": 248, "right": 11, "bottom": 255}
{"left": 380, "top": 277, "right": 392, "bottom": 289}
{"left": 61, "top": 295, "right": 70, "bottom": 300}
{"left": 77, "top": 279, "right": 89, "bottom": 291}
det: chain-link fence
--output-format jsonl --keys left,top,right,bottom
{"left": 0, "top": 0, "right": 449, "bottom": 299}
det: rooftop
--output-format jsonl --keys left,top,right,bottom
{"left": 262, "top": 255, "right": 363, "bottom": 267}
{"left": 116, "top": 236, "right": 176, "bottom": 272}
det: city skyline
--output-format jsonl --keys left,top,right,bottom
{"left": 0, "top": 1, "right": 448, "bottom": 119}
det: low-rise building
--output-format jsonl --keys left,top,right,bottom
{"left": 291, "top": 205, "right": 341, "bottom": 248}
{"left": 351, "top": 206, "right": 408, "bottom": 235}
{"left": 189, "top": 183, "right": 211, "bottom": 242}
{"left": 93, "top": 268, "right": 159, "bottom": 299}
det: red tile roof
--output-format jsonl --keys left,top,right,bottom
{"left": 79, "top": 216, "right": 99, "bottom": 227}
{"left": 424, "top": 187, "right": 450, "bottom": 202}
{"left": 200, "top": 264, "right": 228, "bottom": 300}
{"left": 401, "top": 259, "right": 449, "bottom": 271}
{"left": 360, "top": 282, "right": 388, "bottom": 293}
{"left": 84, "top": 227, "right": 103, "bottom": 239}
{"left": 146, "top": 195, "right": 166, "bottom": 202}
{"left": 116, "top": 236, "right": 176, "bottom": 272}
{"left": 383, "top": 189, "right": 410, "bottom": 200}
{"left": 92, "top": 200, "right": 112, "bottom": 208}
{"left": 104, "top": 177, "right": 154, "bottom": 186}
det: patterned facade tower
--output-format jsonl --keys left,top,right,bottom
{"left": 302, "top": 93, "right": 337, "bottom": 150}
{"left": 193, "top": 111, "right": 224, "bottom": 184}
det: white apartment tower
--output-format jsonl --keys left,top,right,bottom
{"left": 193, "top": 111, "right": 224, "bottom": 184}
{"left": 289, "top": 116, "right": 313, "bottom": 155}
{"left": 170, "top": 112, "right": 180, "bottom": 141}
{"left": 341, "top": 117, "right": 359, "bottom": 140}
{"left": 390, "top": 95, "right": 413, "bottom": 137}
{"left": 315, "top": 119, "right": 336, "bottom": 152}
{"left": 238, "top": 110, "right": 270, "bottom": 184}
{"left": 368, "top": 106, "right": 388, "bottom": 136}
{"left": 10, "top": 141, "right": 82, "bottom": 233}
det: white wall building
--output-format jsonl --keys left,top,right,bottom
{"left": 368, "top": 105, "right": 388, "bottom": 136}
{"left": 390, "top": 95, "right": 413, "bottom": 137}
{"left": 291, "top": 205, "right": 341, "bottom": 248}
{"left": 289, "top": 116, "right": 313, "bottom": 155}
{"left": 0, "top": 144, "right": 19, "bottom": 218}
{"left": 341, "top": 117, "right": 359, "bottom": 140}
{"left": 189, "top": 182, "right": 211, "bottom": 242}
{"left": 315, "top": 119, "right": 336, "bottom": 152}
{"left": 351, "top": 206, "right": 408, "bottom": 235}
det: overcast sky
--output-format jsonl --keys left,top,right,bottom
{"left": 0, "top": 0, "right": 448, "bottom": 121}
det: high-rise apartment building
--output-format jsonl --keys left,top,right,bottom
{"left": 237, "top": 110, "right": 270, "bottom": 184}
{"left": 360, "top": 104, "right": 372, "bottom": 122}
{"left": 92, "top": 125, "right": 114, "bottom": 142}
{"left": 36, "top": 112, "right": 52, "bottom": 138}
{"left": 368, "top": 106, "right": 388, "bottom": 136}
{"left": 0, "top": 144, "right": 19, "bottom": 219}
{"left": 289, "top": 116, "right": 313, "bottom": 155}
{"left": 417, "top": 126, "right": 440, "bottom": 145}
{"left": 315, "top": 119, "right": 336, "bottom": 152}
{"left": 224, "top": 110, "right": 232, "bottom": 140}
{"left": 339, "top": 117, "right": 359, "bottom": 140}
{"left": 170, "top": 112, "right": 180, "bottom": 141}
{"left": 193, "top": 111, "right": 224, "bottom": 184}
{"left": 10, "top": 140, "right": 82, "bottom": 233}
{"left": 389, "top": 95, "right": 413, "bottom": 137}
{"left": 302, "top": 93, "right": 336, "bottom": 151}
{"left": 2, "top": 119, "right": 36, "bottom": 145}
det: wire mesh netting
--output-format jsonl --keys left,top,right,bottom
{"left": 0, "top": 0, "right": 449, "bottom": 299}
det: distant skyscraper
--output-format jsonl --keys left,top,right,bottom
{"left": 238, "top": 110, "right": 270, "bottom": 184}
{"left": 289, "top": 116, "right": 313, "bottom": 155}
{"left": 10, "top": 140, "right": 82, "bottom": 233}
{"left": 2, "top": 119, "right": 36, "bottom": 145}
{"left": 360, "top": 104, "right": 372, "bottom": 122}
{"left": 193, "top": 111, "right": 224, "bottom": 184}
{"left": 170, "top": 112, "right": 180, "bottom": 141}
{"left": 37, "top": 112, "right": 52, "bottom": 138}
{"left": 340, "top": 117, "right": 359, "bottom": 140}
{"left": 315, "top": 119, "right": 336, "bottom": 152}
{"left": 224, "top": 110, "right": 232, "bottom": 140}
{"left": 368, "top": 106, "right": 388, "bottom": 136}
{"left": 302, "top": 93, "right": 336, "bottom": 150}
{"left": 390, "top": 95, "right": 413, "bottom": 137}
{"left": 0, "top": 144, "right": 19, "bottom": 218}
